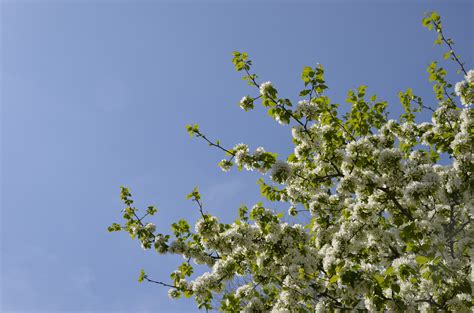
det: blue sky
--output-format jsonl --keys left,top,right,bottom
{"left": 1, "top": 1, "right": 472, "bottom": 312}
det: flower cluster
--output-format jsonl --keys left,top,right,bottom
{"left": 110, "top": 14, "right": 473, "bottom": 312}
{"left": 454, "top": 70, "right": 473, "bottom": 107}
{"left": 238, "top": 96, "right": 254, "bottom": 111}
{"left": 259, "top": 81, "right": 273, "bottom": 96}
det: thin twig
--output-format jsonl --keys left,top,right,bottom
{"left": 432, "top": 20, "right": 467, "bottom": 76}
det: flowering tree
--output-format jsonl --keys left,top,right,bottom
{"left": 109, "top": 12, "right": 473, "bottom": 312}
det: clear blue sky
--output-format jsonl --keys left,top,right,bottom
{"left": 1, "top": 1, "right": 472, "bottom": 312}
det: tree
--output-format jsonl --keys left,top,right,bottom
{"left": 109, "top": 12, "right": 473, "bottom": 312}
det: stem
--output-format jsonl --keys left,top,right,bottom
{"left": 377, "top": 186, "right": 414, "bottom": 221}
{"left": 144, "top": 276, "right": 177, "bottom": 289}
{"left": 432, "top": 20, "right": 467, "bottom": 76}
{"left": 194, "top": 197, "right": 206, "bottom": 219}
{"left": 194, "top": 130, "right": 235, "bottom": 157}
{"left": 243, "top": 67, "right": 314, "bottom": 139}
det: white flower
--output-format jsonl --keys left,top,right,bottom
{"left": 288, "top": 206, "right": 297, "bottom": 216}
{"left": 233, "top": 143, "right": 249, "bottom": 167}
{"left": 243, "top": 297, "right": 264, "bottom": 312}
{"left": 116, "top": 53, "right": 473, "bottom": 312}
{"left": 129, "top": 225, "right": 140, "bottom": 235}
{"left": 219, "top": 159, "right": 232, "bottom": 172}
{"left": 168, "top": 240, "right": 186, "bottom": 254}
{"left": 235, "top": 284, "right": 253, "bottom": 298}
{"left": 465, "top": 69, "right": 474, "bottom": 84}
{"left": 291, "top": 126, "right": 304, "bottom": 141}
{"left": 315, "top": 301, "right": 327, "bottom": 313}
{"left": 422, "top": 171, "right": 439, "bottom": 186}
{"left": 392, "top": 255, "right": 416, "bottom": 270}
{"left": 270, "top": 160, "right": 292, "bottom": 182}
{"left": 253, "top": 146, "right": 265, "bottom": 157}
{"left": 154, "top": 234, "right": 165, "bottom": 244}
{"left": 454, "top": 81, "right": 466, "bottom": 97}
{"left": 377, "top": 148, "right": 402, "bottom": 169}
{"left": 457, "top": 293, "right": 472, "bottom": 302}
{"left": 364, "top": 296, "right": 376, "bottom": 311}
{"left": 239, "top": 96, "right": 254, "bottom": 111}
{"left": 296, "top": 100, "right": 317, "bottom": 118}
{"left": 259, "top": 81, "right": 273, "bottom": 96}
{"left": 144, "top": 223, "right": 156, "bottom": 233}
{"left": 167, "top": 288, "right": 180, "bottom": 299}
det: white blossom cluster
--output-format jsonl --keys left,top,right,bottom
{"left": 296, "top": 99, "right": 318, "bottom": 119}
{"left": 170, "top": 82, "right": 471, "bottom": 310}
{"left": 259, "top": 81, "right": 273, "bottom": 96}
{"left": 239, "top": 96, "right": 254, "bottom": 111}
{"left": 114, "top": 58, "right": 473, "bottom": 310}
{"left": 270, "top": 160, "right": 292, "bottom": 183}
{"left": 454, "top": 70, "right": 474, "bottom": 107}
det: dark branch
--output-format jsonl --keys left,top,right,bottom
{"left": 144, "top": 276, "right": 177, "bottom": 289}
{"left": 432, "top": 20, "right": 467, "bottom": 76}
{"left": 193, "top": 129, "right": 235, "bottom": 157}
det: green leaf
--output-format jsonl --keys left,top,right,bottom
{"left": 107, "top": 223, "right": 122, "bottom": 232}
{"left": 384, "top": 266, "right": 394, "bottom": 276}
{"left": 299, "top": 90, "right": 310, "bottom": 96}
{"left": 430, "top": 11, "right": 440, "bottom": 21}
{"left": 186, "top": 186, "right": 200, "bottom": 200}
{"left": 185, "top": 124, "right": 199, "bottom": 137}
{"left": 357, "top": 85, "right": 367, "bottom": 98}
{"left": 415, "top": 255, "right": 429, "bottom": 265}
{"left": 301, "top": 66, "right": 315, "bottom": 84}
{"left": 373, "top": 274, "right": 384, "bottom": 285}
{"left": 146, "top": 206, "right": 157, "bottom": 216}
{"left": 138, "top": 269, "right": 146, "bottom": 282}
{"left": 422, "top": 17, "right": 431, "bottom": 27}
{"left": 391, "top": 284, "right": 400, "bottom": 293}
{"left": 405, "top": 242, "right": 415, "bottom": 252}
{"left": 329, "top": 275, "right": 339, "bottom": 284}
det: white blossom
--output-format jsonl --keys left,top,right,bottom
{"left": 115, "top": 44, "right": 474, "bottom": 313}
{"left": 167, "top": 289, "right": 180, "bottom": 299}
{"left": 465, "top": 69, "right": 474, "bottom": 84}
{"left": 455, "top": 81, "right": 466, "bottom": 97}
{"left": 270, "top": 160, "right": 292, "bottom": 182}
{"left": 144, "top": 223, "right": 156, "bottom": 233}
{"left": 239, "top": 96, "right": 254, "bottom": 111}
{"left": 259, "top": 81, "right": 273, "bottom": 96}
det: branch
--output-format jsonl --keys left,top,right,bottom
{"left": 377, "top": 187, "right": 414, "bottom": 221}
{"left": 415, "top": 298, "right": 444, "bottom": 310}
{"left": 193, "top": 129, "right": 235, "bottom": 157}
{"left": 432, "top": 20, "right": 467, "bottom": 76}
{"left": 243, "top": 67, "right": 314, "bottom": 139}
{"left": 411, "top": 97, "right": 434, "bottom": 112}
{"left": 451, "top": 218, "right": 471, "bottom": 238}
{"left": 144, "top": 276, "right": 177, "bottom": 289}
{"left": 294, "top": 171, "right": 342, "bottom": 185}
{"left": 327, "top": 109, "right": 356, "bottom": 141}
{"left": 337, "top": 222, "right": 367, "bottom": 257}
{"left": 442, "top": 85, "right": 455, "bottom": 104}
{"left": 132, "top": 210, "right": 144, "bottom": 226}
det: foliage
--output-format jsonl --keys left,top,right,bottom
{"left": 110, "top": 12, "right": 473, "bottom": 312}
